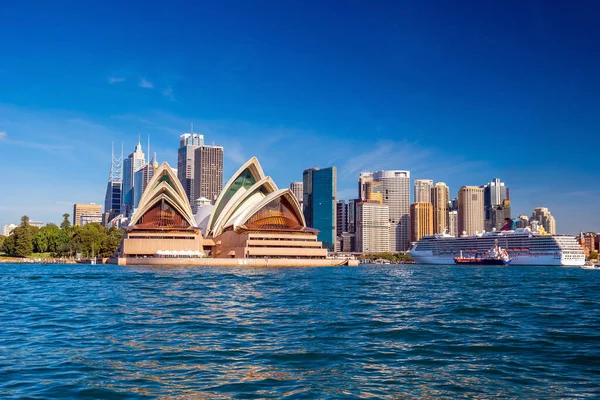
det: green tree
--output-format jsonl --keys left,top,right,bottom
{"left": 12, "top": 226, "right": 33, "bottom": 257}
{"left": 2, "top": 234, "right": 16, "bottom": 255}
{"left": 0, "top": 235, "right": 6, "bottom": 254}
{"left": 589, "top": 251, "right": 598, "bottom": 261}
{"left": 60, "top": 213, "right": 71, "bottom": 231}
{"left": 34, "top": 225, "right": 62, "bottom": 253}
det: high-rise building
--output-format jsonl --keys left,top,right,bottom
{"left": 73, "top": 203, "right": 102, "bottom": 226}
{"left": 448, "top": 211, "right": 459, "bottom": 237}
{"left": 347, "top": 199, "right": 358, "bottom": 234}
{"left": 103, "top": 143, "right": 123, "bottom": 224}
{"left": 302, "top": 167, "right": 337, "bottom": 251}
{"left": 458, "top": 186, "right": 484, "bottom": 236}
{"left": 490, "top": 199, "right": 511, "bottom": 230}
{"left": 410, "top": 202, "right": 433, "bottom": 242}
{"left": 431, "top": 182, "right": 449, "bottom": 234}
{"left": 193, "top": 144, "right": 224, "bottom": 209}
{"left": 177, "top": 133, "right": 204, "bottom": 206}
{"left": 290, "top": 182, "right": 303, "bottom": 204}
{"left": 356, "top": 201, "right": 390, "bottom": 253}
{"left": 358, "top": 172, "right": 374, "bottom": 201}
{"left": 482, "top": 178, "right": 509, "bottom": 230}
{"left": 373, "top": 170, "right": 411, "bottom": 251}
{"left": 121, "top": 140, "right": 146, "bottom": 218}
{"left": 531, "top": 207, "right": 556, "bottom": 234}
{"left": 449, "top": 197, "right": 458, "bottom": 212}
{"left": 336, "top": 200, "right": 348, "bottom": 236}
{"left": 414, "top": 179, "right": 433, "bottom": 203}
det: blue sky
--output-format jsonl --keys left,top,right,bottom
{"left": 1, "top": 1, "right": 599, "bottom": 233}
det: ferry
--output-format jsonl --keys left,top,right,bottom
{"left": 409, "top": 228, "right": 585, "bottom": 266}
{"left": 454, "top": 241, "right": 511, "bottom": 266}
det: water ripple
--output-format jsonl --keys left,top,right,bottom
{"left": 1, "top": 264, "right": 599, "bottom": 398}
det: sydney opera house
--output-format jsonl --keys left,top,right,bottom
{"left": 116, "top": 157, "right": 355, "bottom": 266}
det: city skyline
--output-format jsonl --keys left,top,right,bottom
{"left": 1, "top": 2, "right": 600, "bottom": 233}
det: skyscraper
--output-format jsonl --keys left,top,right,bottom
{"left": 177, "top": 133, "right": 204, "bottom": 206}
{"left": 358, "top": 172, "right": 374, "bottom": 201}
{"left": 347, "top": 199, "right": 357, "bottom": 234}
{"left": 103, "top": 144, "right": 123, "bottom": 224}
{"left": 414, "top": 179, "right": 433, "bottom": 203}
{"left": 373, "top": 170, "right": 411, "bottom": 251}
{"left": 490, "top": 199, "right": 511, "bottom": 230}
{"left": 121, "top": 140, "right": 145, "bottom": 218}
{"left": 448, "top": 211, "right": 459, "bottom": 237}
{"left": 531, "top": 207, "right": 556, "bottom": 234}
{"left": 290, "top": 182, "right": 303, "bottom": 204}
{"left": 356, "top": 201, "right": 390, "bottom": 253}
{"left": 336, "top": 200, "right": 348, "bottom": 236}
{"left": 458, "top": 186, "right": 484, "bottom": 235}
{"left": 431, "top": 182, "right": 449, "bottom": 234}
{"left": 482, "top": 178, "right": 509, "bottom": 230}
{"left": 303, "top": 167, "right": 337, "bottom": 251}
{"left": 410, "top": 202, "right": 433, "bottom": 242}
{"left": 193, "top": 144, "right": 224, "bottom": 209}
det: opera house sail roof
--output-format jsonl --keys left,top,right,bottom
{"left": 128, "top": 163, "right": 197, "bottom": 230}
{"left": 207, "top": 157, "right": 311, "bottom": 237}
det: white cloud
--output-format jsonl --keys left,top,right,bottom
{"left": 108, "top": 76, "right": 126, "bottom": 84}
{"left": 138, "top": 77, "right": 154, "bottom": 89}
{"left": 0, "top": 131, "right": 6, "bottom": 140}
{"left": 162, "top": 86, "right": 175, "bottom": 101}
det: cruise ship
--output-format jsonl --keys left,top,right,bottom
{"left": 409, "top": 228, "right": 585, "bottom": 266}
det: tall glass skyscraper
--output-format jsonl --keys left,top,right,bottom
{"left": 121, "top": 140, "right": 145, "bottom": 218}
{"left": 302, "top": 167, "right": 337, "bottom": 251}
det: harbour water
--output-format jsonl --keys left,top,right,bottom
{"left": 1, "top": 263, "right": 599, "bottom": 398}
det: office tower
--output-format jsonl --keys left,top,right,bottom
{"left": 458, "top": 186, "right": 484, "bottom": 236}
{"left": 414, "top": 179, "right": 433, "bottom": 203}
{"left": 73, "top": 203, "right": 102, "bottom": 226}
{"left": 121, "top": 140, "right": 146, "bottom": 218}
{"left": 290, "top": 182, "right": 303, "bottom": 204}
{"left": 482, "top": 178, "right": 509, "bottom": 230}
{"left": 347, "top": 199, "right": 357, "bottom": 234}
{"left": 358, "top": 172, "right": 374, "bottom": 201}
{"left": 531, "top": 207, "right": 556, "bottom": 234}
{"left": 103, "top": 144, "right": 123, "bottom": 224}
{"left": 431, "top": 182, "right": 449, "bottom": 234}
{"left": 336, "top": 200, "right": 348, "bottom": 235}
{"left": 356, "top": 201, "right": 390, "bottom": 253}
{"left": 193, "top": 144, "right": 224, "bottom": 210}
{"left": 516, "top": 215, "right": 529, "bottom": 228}
{"left": 302, "top": 167, "right": 337, "bottom": 251}
{"left": 490, "top": 199, "right": 511, "bottom": 230}
{"left": 373, "top": 170, "right": 411, "bottom": 251}
{"left": 177, "top": 133, "right": 205, "bottom": 206}
{"left": 448, "top": 211, "right": 459, "bottom": 237}
{"left": 449, "top": 197, "right": 458, "bottom": 212}
{"left": 410, "top": 202, "right": 433, "bottom": 242}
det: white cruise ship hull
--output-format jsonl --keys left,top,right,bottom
{"left": 410, "top": 251, "right": 583, "bottom": 266}
{"left": 409, "top": 231, "right": 585, "bottom": 267}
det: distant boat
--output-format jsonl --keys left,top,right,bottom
{"left": 454, "top": 240, "right": 511, "bottom": 266}
{"left": 580, "top": 261, "right": 599, "bottom": 270}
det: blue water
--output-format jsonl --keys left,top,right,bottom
{"left": 1, "top": 264, "right": 599, "bottom": 399}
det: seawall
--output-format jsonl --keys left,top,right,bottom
{"left": 108, "top": 257, "right": 360, "bottom": 267}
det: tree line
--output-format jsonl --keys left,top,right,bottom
{"left": 0, "top": 214, "right": 124, "bottom": 258}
